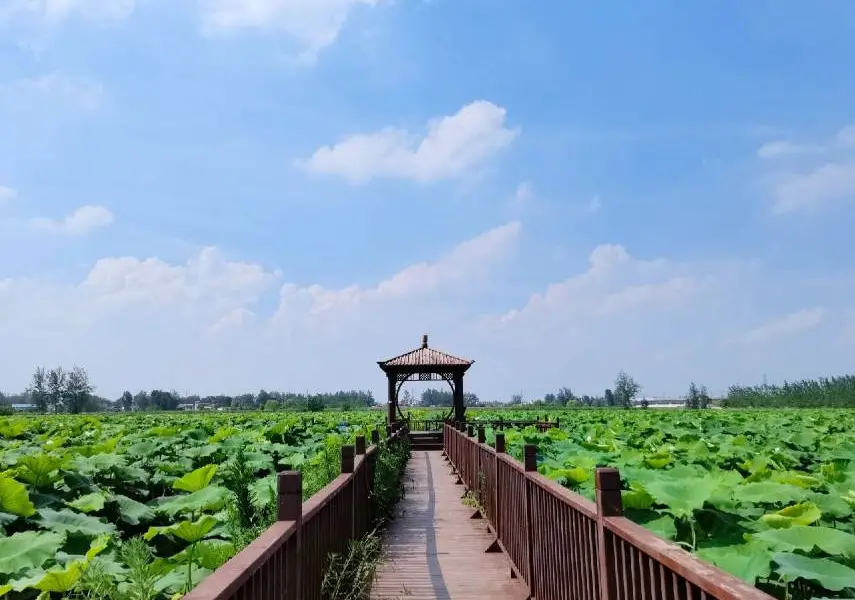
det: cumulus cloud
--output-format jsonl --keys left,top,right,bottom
{"left": 758, "top": 125, "right": 855, "bottom": 214}
{"left": 199, "top": 0, "right": 383, "bottom": 61}
{"left": 724, "top": 308, "right": 826, "bottom": 347}
{"left": 771, "top": 161, "right": 855, "bottom": 214}
{"left": 299, "top": 101, "right": 519, "bottom": 184}
{"left": 30, "top": 205, "right": 114, "bottom": 235}
{"left": 0, "top": 223, "right": 517, "bottom": 396}
{"left": 0, "top": 223, "right": 850, "bottom": 401}
{"left": 758, "top": 125, "right": 855, "bottom": 160}
{"left": 490, "top": 244, "right": 706, "bottom": 328}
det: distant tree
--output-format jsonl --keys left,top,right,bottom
{"left": 150, "top": 390, "right": 179, "bottom": 411}
{"left": 257, "top": 390, "right": 272, "bottom": 407}
{"left": 120, "top": 391, "right": 133, "bottom": 411}
{"left": 232, "top": 393, "right": 255, "bottom": 409}
{"left": 47, "top": 367, "right": 66, "bottom": 413}
{"left": 264, "top": 400, "right": 280, "bottom": 411}
{"left": 133, "top": 390, "right": 151, "bottom": 411}
{"left": 306, "top": 396, "right": 325, "bottom": 412}
{"left": 27, "top": 367, "right": 49, "bottom": 412}
{"left": 509, "top": 393, "right": 524, "bottom": 405}
{"left": 420, "top": 388, "right": 453, "bottom": 407}
{"left": 614, "top": 371, "right": 641, "bottom": 408}
{"left": 400, "top": 389, "right": 415, "bottom": 407}
{"left": 556, "top": 387, "right": 576, "bottom": 405}
{"left": 640, "top": 399, "right": 650, "bottom": 409}
{"left": 604, "top": 388, "right": 616, "bottom": 407}
{"left": 685, "top": 382, "right": 711, "bottom": 409}
{"left": 543, "top": 393, "right": 557, "bottom": 405}
{"left": 64, "top": 366, "right": 93, "bottom": 414}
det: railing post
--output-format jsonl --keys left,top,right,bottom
{"left": 342, "top": 445, "right": 356, "bottom": 540}
{"left": 355, "top": 436, "right": 367, "bottom": 537}
{"left": 371, "top": 430, "right": 380, "bottom": 444}
{"left": 477, "top": 426, "right": 485, "bottom": 444}
{"left": 495, "top": 433, "right": 505, "bottom": 541}
{"left": 278, "top": 471, "right": 302, "bottom": 600}
{"left": 386, "top": 425, "right": 392, "bottom": 438}
{"left": 523, "top": 445, "right": 537, "bottom": 596}
{"left": 596, "top": 468, "right": 623, "bottom": 600}
{"left": 467, "top": 424, "right": 474, "bottom": 437}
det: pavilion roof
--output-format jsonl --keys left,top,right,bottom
{"left": 378, "top": 335, "right": 474, "bottom": 370}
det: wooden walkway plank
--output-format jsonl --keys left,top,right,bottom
{"left": 371, "top": 451, "right": 528, "bottom": 600}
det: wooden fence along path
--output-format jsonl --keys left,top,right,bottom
{"left": 186, "top": 421, "right": 780, "bottom": 600}
{"left": 184, "top": 428, "right": 407, "bottom": 600}
{"left": 441, "top": 422, "right": 776, "bottom": 600}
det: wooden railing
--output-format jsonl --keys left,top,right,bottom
{"left": 185, "top": 427, "right": 408, "bottom": 600}
{"left": 443, "top": 423, "right": 775, "bottom": 600}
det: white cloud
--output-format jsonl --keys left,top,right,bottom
{"left": 758, "top": 125, "right": 855, "bottom": 160}
{"left": 199, "top": 0, "right": 383, "bottom": 61}
{"left": 1, "top": 73, "right": 105, "bottom": 111}
{"left": 299, "top": 100, "right": 519, "bottom": 184}
{"left": 0, "top": 186, "right": 16, "bottom": 205}
{"left": 771, "top": 161, "right": 855, "bottom": 214}
{"left": 757, "top": 124, "right": 855, "bottom": 214}
{"left": 506, "top": 182, "right": 534, "bottom": 213}
{"left": 489, "top": 244, "right": 706, "bottom": 328}
{"left": 0, "top": 223, "right": 517, "bottom": 396}
{"left": 272, "top": 221, "right": 521, "bottom": 331}
{"left": 0, "top": 223, "right": 851, "bottom": 401}
{"left": 724, "top": 308, "right": 825, "bottom": 347}
{"left": 30, "top": 205, "right": 114, "bottom": 235}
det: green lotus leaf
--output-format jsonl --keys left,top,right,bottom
{"left": 0, "top": 475, "right": 36, "bottom": 517}
{"left": 36, "top": 508, "right": 116, "bottom": 537}
{"left": 0, "top": 531, "right": 65, "bottom": 576}
{"left": 773, "top": 552, "right": 855, "bottom": 591}
{"left": 697, "top": 543, "right": 772, "bottom": 584}
{"left": 760, "top": 502, "right": 822, "bottom": 529}
{"left": 67, "top": 492, "right": 107, "bottom": 513}
{"left": 173, "top": 464, "right": 218, "bottom": 493}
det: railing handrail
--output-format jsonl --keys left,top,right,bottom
{"left": 443, "top": 423, "right": 775, "bottom": 600}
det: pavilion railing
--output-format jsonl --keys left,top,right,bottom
{"left": 443, "top": 423, "right": 775, "bottom": 600}
{"left": 184, "top": 426, "right": 408, "bottom": 600}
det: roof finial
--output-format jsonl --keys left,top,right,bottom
{"left": 421, "top": 334, "right": 428, "bottom": 348}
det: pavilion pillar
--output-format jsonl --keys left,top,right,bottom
{"left": 453, "top": 372, "right": 465, "bottom": 423}
{"left": 387, "top": 373, "right": 397, "bottom": 426}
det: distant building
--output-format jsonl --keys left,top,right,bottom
{"left": 633, "top": 397, "right": 685, "bottom": 409}
{"left": 11, "top": 403, "right": 36, "bottom": 412}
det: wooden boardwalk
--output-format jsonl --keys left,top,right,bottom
{"left": 371, "top": 451, "right": 528, "bottom": 600}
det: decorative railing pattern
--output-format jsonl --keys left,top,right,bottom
{"left": 184, "top": 427, "right": 407, "bottom": 600}
{"left": 443, "top": 422, "right": 775, "bottom": 600}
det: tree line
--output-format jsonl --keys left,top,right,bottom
{"left": 723, "top": 375, "right": 855, "bottom": 408}
{"left": 398, "top": 388, "right": 481, "bottom": 407}
{"left": 0, "top": 366, "right": 376, "bottom": 414}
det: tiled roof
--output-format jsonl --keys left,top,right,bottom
{"left": 379, "top": 335, "right": 474, "bottom": 369}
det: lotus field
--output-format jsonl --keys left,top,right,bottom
{"left": 474, "top": 409, "right": 855, "bottom": 599}
{"left": 0, "top": 411, "right": 385, "bottom": 599}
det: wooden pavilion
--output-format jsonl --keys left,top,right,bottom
{"left": 377, "top": 334, "right": 474, "bottom": 426}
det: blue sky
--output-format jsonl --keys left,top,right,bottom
{"left": 2, "top": 0, "right": 855, "bottom": 401}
